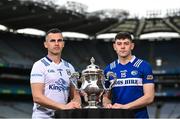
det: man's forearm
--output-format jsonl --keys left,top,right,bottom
{"left": 123, "top": 95, "right": 154, "bottom": 109}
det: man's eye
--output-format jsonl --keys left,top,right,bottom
{"left": 49, "top": 39, "right": 63, "bottom": 42}
{"left": 50, "top": 39, "right": 56, "bottom": 42}
{"left": 57, "top": 39, "right": 63, "bottom": 42}
{"left": 124, "top": 42, "right": 130, "bottom": 45}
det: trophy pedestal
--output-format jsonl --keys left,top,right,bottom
{"left": 84, "top": 105, "right": 99, "bottom": 108}
{"left": 83, "top": 101, "right": 102, "bottom": 109}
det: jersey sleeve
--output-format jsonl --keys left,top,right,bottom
{"left": 141, "top": 61, "right": 154, "bottom": 84}
{"left": 69, "top": 63, "right": 75, "bottom": 74}
{"left": 30, "top": 61, "right": 45, "bottom": 83}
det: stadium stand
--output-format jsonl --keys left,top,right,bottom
{"left": 0, "top": 98, "right": 33, "bottom": 118}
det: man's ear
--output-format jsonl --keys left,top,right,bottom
{"left": 44, "top": 41, "right": 47, "bottom": 48}
{"left": 113, "top": 43, "right": 116, "bottom": 51}
{"left": 62, "top": 41, "right": 65, "bottom": 48}
{"left": 131, "top": 42, "right": 135, "bottom": 50}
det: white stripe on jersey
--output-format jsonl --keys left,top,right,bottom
{"left": 110, "top": 61, "right": 116, "bottom": 69}
{"left": 111, "top": 78, "right": 143, "bottom": 87}
{"left": 133, "top": 59, "right": 143, "bottom": 68}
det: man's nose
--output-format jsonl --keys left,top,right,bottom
{"left": 55, "top": 41, "right": 59, "bottom": 45}
{"left": 121, "top": 44, "right": 125, "bottom": 48}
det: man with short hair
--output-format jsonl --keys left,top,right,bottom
{"left": 30, "top": 28, "right": 81, "bottom": 118}
{"left": 103, "top": 32, "right": 154, "bottom": 118}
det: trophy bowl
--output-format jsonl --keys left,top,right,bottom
{"left": 70, "top": 57, "right": 117, "bottom": 108}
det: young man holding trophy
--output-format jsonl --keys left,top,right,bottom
{"left": 103, "top": 32, "right": 155, "bottom": 118}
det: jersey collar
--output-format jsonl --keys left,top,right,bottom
{"left": 117, "top": 55, "right": 136, "bottom": 64}
{"left": 45, "top": 56, "right": 63, "bottom": 64}
{"left": 45, "top": 56, "right": 52, "bottom": 62}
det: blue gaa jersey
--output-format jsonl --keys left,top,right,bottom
{"left": 104, "top": 56, "right": 154, "bottom": 118}
{"left": 30, "top": 56, "right": 75, "bottom": 119}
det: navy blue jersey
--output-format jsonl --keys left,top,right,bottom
{"left": 104, "top": 56, "right": 154, "bottom": 118}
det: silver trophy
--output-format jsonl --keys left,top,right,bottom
{"left": 70, "top": 57, "right": 117, "bottom": 108}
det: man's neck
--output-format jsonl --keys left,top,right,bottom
{"left": 118, "top": 55, "right": 133, "bottom": 65}
{"left": 47, "top": 54, "right": 61, "bottom": 64}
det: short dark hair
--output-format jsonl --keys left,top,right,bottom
{"left": 45, "top": 28, "right": 62, "bottom": 41}
{"left": 113, "top": 32, "right": 133, "bottom": 42}
{"left": 46, "top": 28, "right": 62, "bottom": 36}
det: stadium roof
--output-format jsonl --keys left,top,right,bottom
{"left": 0, "top": 0, "right": 180, "bottom": 38}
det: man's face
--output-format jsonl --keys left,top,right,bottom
{"left": 113, "top": 38, "right": 134, "bottom": 58}
{"left": 44, "top": 33, "right": 64, "bottom": 55}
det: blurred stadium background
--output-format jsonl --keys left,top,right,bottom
{"left": 0, "top": 0, "right": 180, "bottom": 118}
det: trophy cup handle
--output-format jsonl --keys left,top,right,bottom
{"left": 102, "top": 71, "right": 117, "bottom": 91}
{"left": 69, "top": 72, "right": 80, "bottom": 91}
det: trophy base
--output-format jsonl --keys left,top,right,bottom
{"left": 83, "top": 101, "right": 102, "bottom": 109}
{"left": 83, "top": 105, "right": 102, "bottom": 109}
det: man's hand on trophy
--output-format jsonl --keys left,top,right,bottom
{"left": 103, "top": 103, "right": 113, "bottom": 108}
{"left": 63, "top": 101, "right": 81, "bottom": 109}
{"left": 111, "top": 103, "right": 125, "bottom": 109}
{"left": 71, "top": 100, "right": 82, "bottom": 109}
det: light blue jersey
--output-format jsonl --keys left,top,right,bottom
{"left": 104, "top": 56, "right": 154, "bottom": 118}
